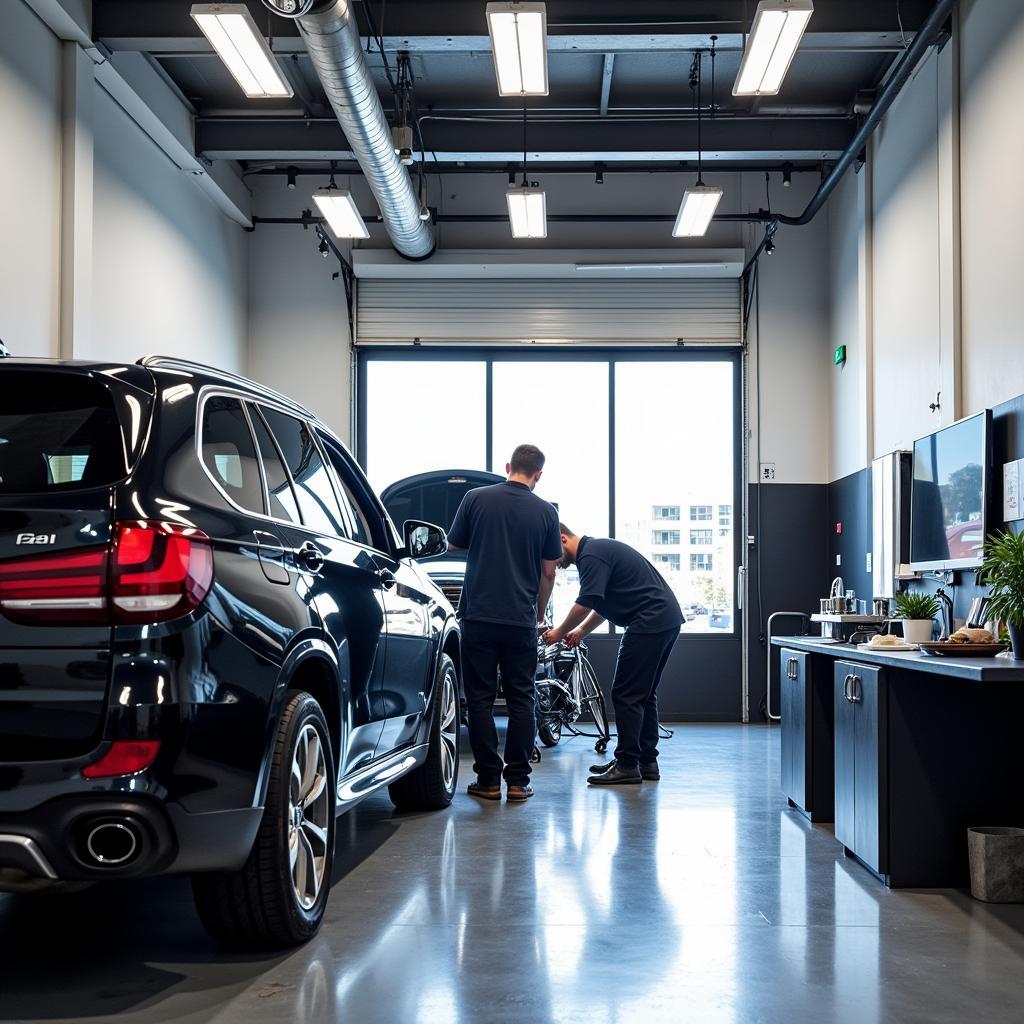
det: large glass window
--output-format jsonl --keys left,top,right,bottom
{"left": 360, "top": 352, "right": 737, "bottom": 635}
{"left": 491, "top": 361, "right": 610, "bottom": 625}
{"left": 364, "top": 361, "right": 486, "bottom": 492}
{"left": 615, "top": 361, "right": 734, "bottom": 633}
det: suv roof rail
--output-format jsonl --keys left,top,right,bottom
{"left": 138, "top": 355, "right": 315, "bottom": 419}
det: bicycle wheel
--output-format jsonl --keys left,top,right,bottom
{"left": 537, "top": 718, "right": 562, "bottom": 747}
{"left": 580, "top": 658, "right": 610, "bottom": 745}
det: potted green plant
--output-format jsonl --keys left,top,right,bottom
{"left": 894, "top": 591, "right": 940, "bottom": 645}
{"left": 979, "top": 530, "right": 1024, "bottom": 659}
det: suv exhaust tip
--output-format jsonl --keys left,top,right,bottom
{"left": 81, "top": 819, "right": 140, "bottom": 867}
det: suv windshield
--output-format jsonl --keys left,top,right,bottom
{"left": 0, "top": 373, "right": 130, "bottom": 493}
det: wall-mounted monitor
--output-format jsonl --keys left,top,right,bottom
{"left": 910, "top": 411, "right": 991, "bottom": 572}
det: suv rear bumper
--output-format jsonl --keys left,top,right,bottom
{"left": 0, "top": 796, "right": 262, "bottom": 890}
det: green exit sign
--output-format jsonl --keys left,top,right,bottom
{"left": 834, "top": 344, "right": 847, "bottom": 366}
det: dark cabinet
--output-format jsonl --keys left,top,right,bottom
{"left": 780, "top": 648, "right": 834, "bottom": 822}
{"left": 834, "top": 661, "right": 888, "bottom": 876}
{"left": 780, "top": 649, "right": 808, "bottom": 808}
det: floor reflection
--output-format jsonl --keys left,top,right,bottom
{"left": 3, "top": 725, "right": 1024, "bottom": 1024}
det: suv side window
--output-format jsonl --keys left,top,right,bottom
{"left": 259, "top": 407, "right": 348, "bottom": 539}
{"left": 246, "top": 404, "right": 302, "bottom": 525}
{"left": 318, "top": 433, "right": 385, "bottom": 551}
{"left": 200, "top": 395, "right": 265, "bottom": 514}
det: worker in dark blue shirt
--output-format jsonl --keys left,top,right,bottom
{"left": 544, "top": 524, "right": 683, "bottom": 786}
{"left": 448, "top": 444, "right": 562, "bottom": 802}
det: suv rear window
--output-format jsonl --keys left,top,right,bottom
{"left": 0, "top": 373, "right": 127, "bottom": 493}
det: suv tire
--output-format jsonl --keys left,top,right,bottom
{"left": 389, "top": 655, "right": 459, "bottom": 811}
{"left": 192, "top": 691, "right": 335, "bottom": 949}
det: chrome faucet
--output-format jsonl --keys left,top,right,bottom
{"left": 935, "top": 587, "right": 954, "bottom": 639}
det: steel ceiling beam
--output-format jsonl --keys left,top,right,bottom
{"left": 94, "top": 0, "right": 933, "bottom": 53}
{"left": 197, "top": 114, "right": 852, "bottom": 164}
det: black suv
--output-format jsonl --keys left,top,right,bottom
{"left": 0, "top": 357, "right": 461, "bottom": 948}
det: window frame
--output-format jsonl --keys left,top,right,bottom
{"left": 356, "top": 346, "right": 742, "bottom": 639}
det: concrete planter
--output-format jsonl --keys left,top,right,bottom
{"left": 968, "top": 827, "right": 1024, "bottom": 903}
{"left": 900, "top": 619, "right": 934, "bottom": 645}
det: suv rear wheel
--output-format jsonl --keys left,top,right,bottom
{"left": 192, "top": 691, "right": 335, "bottom": 948}
{"left": 389, "top": 655, "right": 459, "bottom": 811}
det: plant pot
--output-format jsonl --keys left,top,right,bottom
{"left": 900, "top": 619, "right": 934, "bottom": 645}
{"left": 968, "top": 827, "right": 1024, "bottom": 902}
{"left": 1009, "top": 622, "right": 1024, "bottom": 660}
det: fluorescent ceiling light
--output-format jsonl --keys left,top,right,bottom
{"left": 506, "top": 186, "right": 547, "bottom": 238}
{"left": 313, "top": 189, "right": 370, "bottom": 239}
{"left": 574, "top": 263, "right": 726, "bottom": 272}
{"left": 733, "top": 0, "right": 813, "bottom": 97}
{"left": 672, "top": 185, "right": 724, "bottom": 238}
{"left": 191, "top": 4, "right": 293, "bottom": 99}
{"left": 486, "top": 2, "right": 549, "bottom": 96}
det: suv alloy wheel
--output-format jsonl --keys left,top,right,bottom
{"left": 192, "top": 692, "right": 336, "bottom": 948}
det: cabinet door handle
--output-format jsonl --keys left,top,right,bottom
{"left": 843, "top": 673, "right": 853, "bottom": 702}
{"left": 849, "top": 675, "right": 862, "bottom": 703}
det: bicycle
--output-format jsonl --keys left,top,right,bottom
{"left": 534, "top": 641, "right": 612, "bottom": 755}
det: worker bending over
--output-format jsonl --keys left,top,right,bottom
{"left": 544, "top": 524, "right": 682, "bottom": 786}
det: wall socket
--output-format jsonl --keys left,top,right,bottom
{"left": 760, "top": 463, "right": 776, "bottom": 481}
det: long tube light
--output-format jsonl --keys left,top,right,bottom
{"left": 486, "top": 2, "right": 549, "bottom": 97}
{"left": 312, "top": 189, "right": 370, "bottom": 239}
{"left": 733, "top": 0, "right": 813, "bottom": 97}
{"left": 672, "top": 185, "right": 724, "bottom": 238}
{"left": 190, "top": 4, "right": 293, "bottom": 99}
{"left": 506, "top": 186, "right": 547, "bottom": 238}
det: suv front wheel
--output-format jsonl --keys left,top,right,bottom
{"left": 388, "top": 654, "right": 459, "bottom": 811}
{"left": 192, "top": 691, "right": 336, "bottom": 949}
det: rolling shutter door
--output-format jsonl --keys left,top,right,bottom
{"left": 355, "top": 278, "right": 741, "bottom": 344}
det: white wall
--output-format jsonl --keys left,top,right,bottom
{"left": 246, "top": 174, "right": 352, "bottom": 442}
{"left": 0, "top": 2, "right": 62, "bottom": 358}
{"left": 88, "top": 87, "right": 248, "bottom": 368}
{"left": 870, "top": 46, "right": 945, "bottom": 457}
{"left": 959, "top": 0, "right": 1024, "bottom": 414}
{"left": 248, "top": 168, "right": 833, "bottom": 480}
{"left": 824, "top": 0, "right": 1024, "bottom": 481}
{"left": 0, "top": 1, "right": 248, "bottom": 370}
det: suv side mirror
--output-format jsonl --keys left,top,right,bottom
{"left": 404, "top": 520, "right": 448, "bottom": 560}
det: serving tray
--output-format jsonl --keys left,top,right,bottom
{"left": 918, "top": 642, "right": 1009, "bottom": 658}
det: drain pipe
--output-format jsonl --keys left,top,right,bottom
{"left": 262, "top": 0, "right": 434, "bottom": 260}
{"left": 776, "top": 0, "right": 954, "bottom": 226}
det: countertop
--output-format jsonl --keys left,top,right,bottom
{"left": 770, "top": 634, "right": 1024, "bottom": 682}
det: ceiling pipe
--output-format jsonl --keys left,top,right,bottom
{"left": 262, "top": 0, "right": 434, "bottom": 260}
{"left": 775, "top": 0, "right": 954, "bottom": 226}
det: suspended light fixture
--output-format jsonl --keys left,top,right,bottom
{"left": 507, "top": 105, "right": 547, "bottom": 238}
{"left": 733, "top": 0, "right": 814, "bottom": 97}
{"left": 312, "top": 170, "right": 370, "bottom": 239}
{"left": 190, "top": 4, "right": 293, "bottom": 99}
{"left": 674, "top": 52, "right": 722, "bottom": 238}
{"left": 486, "top": 1, "right": 549, "bottom": 97}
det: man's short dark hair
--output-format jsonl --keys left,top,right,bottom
{"left": 510, "top": 444, "right": 545, "bottom": 476}
{"left": 559, "top": 522, "right": 575, "bottom": 537}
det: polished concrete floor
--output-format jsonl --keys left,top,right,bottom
{"left": 3, "top": 724, "right": 1024, "bottom": 1023}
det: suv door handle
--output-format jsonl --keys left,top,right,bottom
{"left": 296, "top": 542, "right": 325, "bottom": 574}
{"left": 377, "top": 567, "right": 397, "bottom": 591}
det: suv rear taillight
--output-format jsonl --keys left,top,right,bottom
{"left": 0, "top": 521, "right": 213, "bottom": 626}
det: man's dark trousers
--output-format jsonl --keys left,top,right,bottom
{"left": 462, "top": 620, "right": 538, "bottom": 787}
{"left": 610, "top": 627, "right": 677, "bottom": 768}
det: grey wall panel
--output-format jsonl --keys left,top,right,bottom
{"left": 356, "top": 278, "right": 741, "bottom": 342}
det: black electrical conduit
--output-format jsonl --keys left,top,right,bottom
{"left": 249, "top": 212, "right": 775, "bottom": 227}
{"left": 774, "top": 0, "right": 954, "bottom": 226}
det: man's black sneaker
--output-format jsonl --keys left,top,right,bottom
{"left": 590, "top": 759, "right": 660, "bottom": 781}
{"left": 587, "top": 762, "right": 642, "bottom": 786}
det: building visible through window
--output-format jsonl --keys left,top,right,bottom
{"left": 652, "top": 530, "right": 681, "bottom": 546}
{"left": 690, "top": 505, "right": 713, "bottom": 521}
{"left": 690, "top": 553, "right": 713, "bottom": 572}
{"left": 654, "top": 553, "right": 681, "bottom": 571}
{"left": 652, "top": 505, "right": 680, "bottom": 521}
{"left": 690, "top": 529, "right": 713, "bottom": 546}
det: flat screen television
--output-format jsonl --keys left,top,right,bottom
{"left": 909, "top": 411, "right": 991, "bottom": 571}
